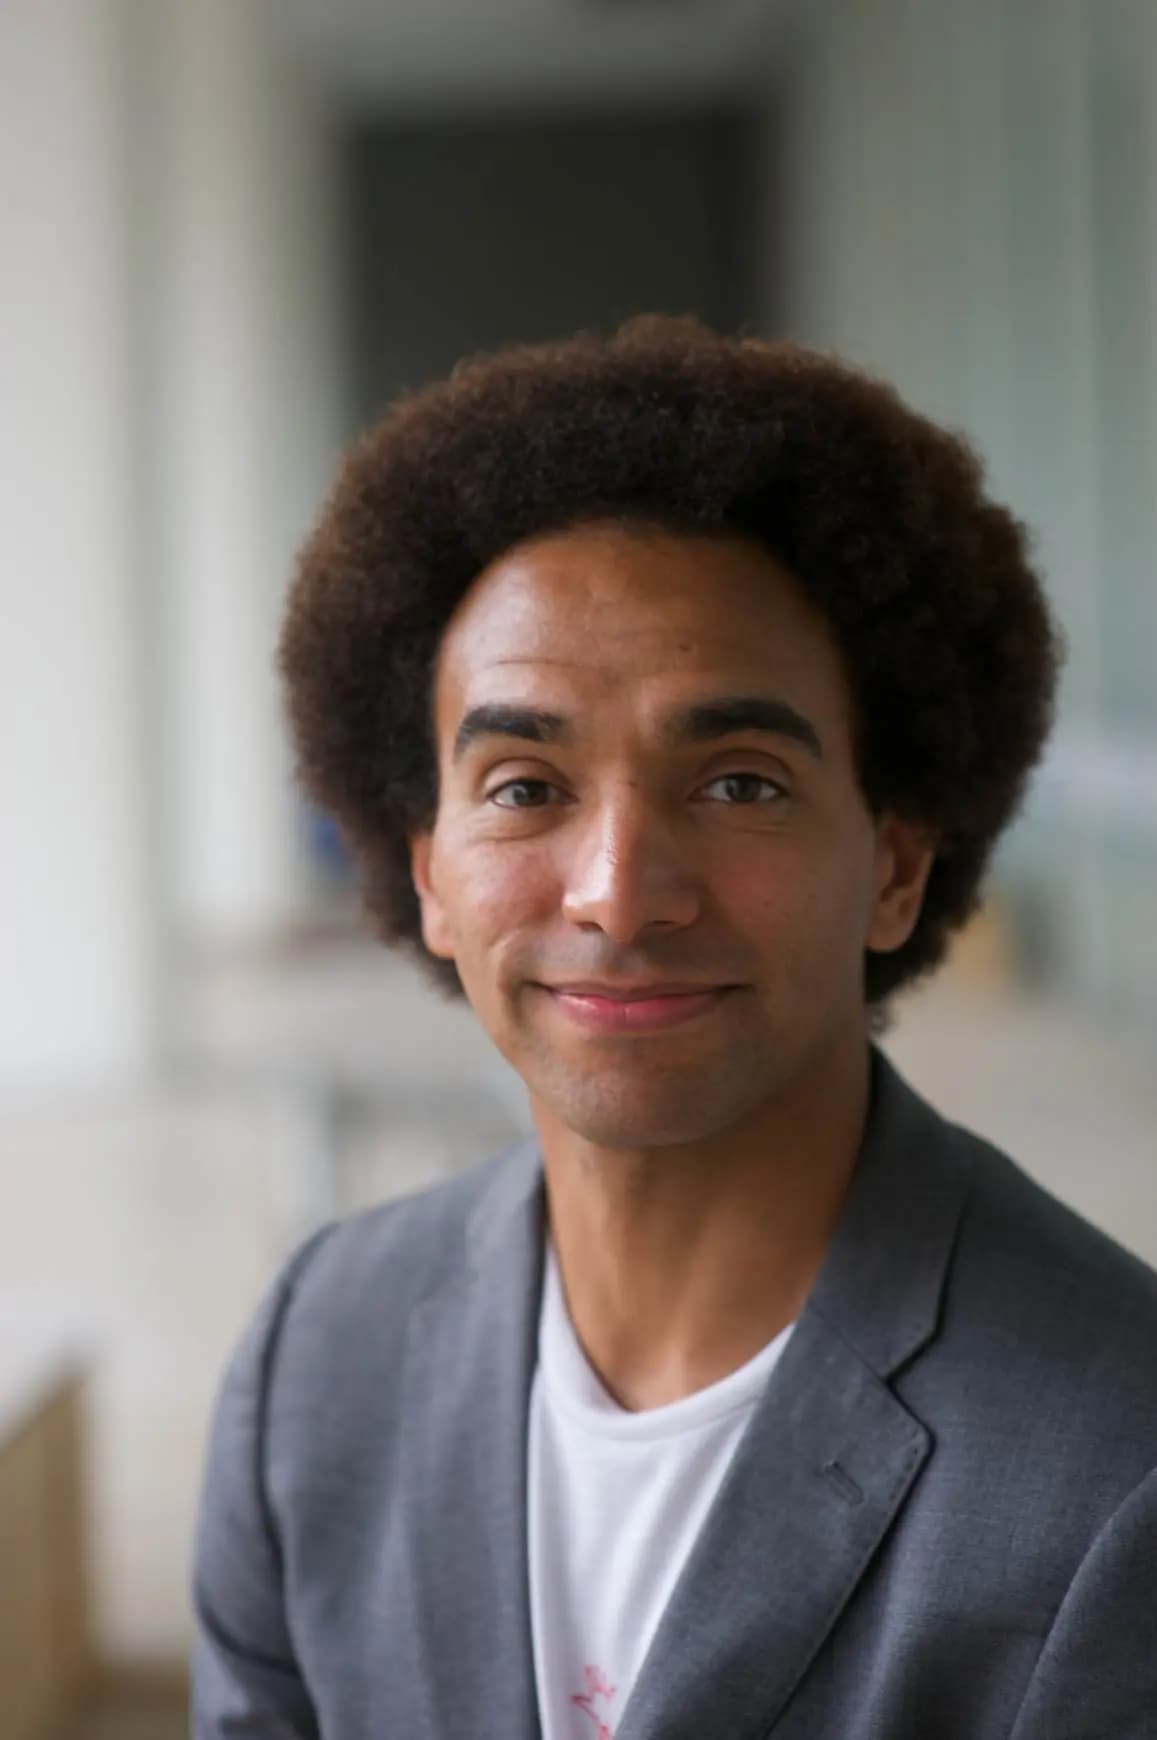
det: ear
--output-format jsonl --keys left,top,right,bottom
{"left": 865, "top": 814, "right": 937, "bottom": 955}
{"left": 409, "top": 832, "right": 456, "bottom": 961}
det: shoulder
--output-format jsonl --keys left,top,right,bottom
{"left": 277, "top": 1136, "right": 541, "bottom": 1349}
{"left": 916, "top": 1113, "right": 1157, "bottom": 1499}
{"left": 205, "top": 1137, "right": 539, "bottom": 1448}
{"left": 949, "top": 1118, "right": 1157, "bottom": 1357}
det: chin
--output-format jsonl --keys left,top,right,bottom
{"left": 535, "top": 1066, "right": 771, "bottom": 1151}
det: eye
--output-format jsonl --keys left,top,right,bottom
{"left": 488, "top": 778, "right": 566, "bottom": 809}
{"left": 696, "top": 772, "right": 786, "bottom": 805}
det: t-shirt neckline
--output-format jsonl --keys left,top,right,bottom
{"left": 536, "top": 1240, "right": 795, "bottom": 1443}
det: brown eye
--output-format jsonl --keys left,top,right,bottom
{"left": 697, "top": 773, "right": 786, "bottom": 805}
{"left": 489, "top": 779, "right": 559, "bottom": 809}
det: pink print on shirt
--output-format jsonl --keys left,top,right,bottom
{"left": 571, "top": 1664, "right": 617, "bottom": 1738}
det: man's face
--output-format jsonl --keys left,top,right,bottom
{"left": 411, "top": 523, "right": 932, "bottom": 1149}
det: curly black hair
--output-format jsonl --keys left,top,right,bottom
{"left": 279, "top": 315, "right": 1062, "bottom": 1014}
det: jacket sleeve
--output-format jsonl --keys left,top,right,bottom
{"left": 190, "top": 1225, "right": 335, "bottom": 1739}
{"left": 1008, "top": 1464, "right": 1157, "bottom": 1740}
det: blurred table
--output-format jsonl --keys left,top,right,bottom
{"left": 0, "top": 1321, "right": 93, "bottom": 1740}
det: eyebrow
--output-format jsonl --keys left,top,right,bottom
{"left": 664, "top": 696, "right": 824, "bottom": 759}
{"left": 452, "top": 704, "right": 571, "bottom": 762}
{"left": 451, "top": 695, "right": 823, "bottom": 762}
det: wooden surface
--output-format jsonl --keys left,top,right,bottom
{"left": 0, "top": 1370, "right": 92, "bottom": 1740}
{"left": 65, "top": 1688, "right": 186, "bottom": 1740}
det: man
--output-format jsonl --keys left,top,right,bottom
{"left": 193, "top": 318, "right": 1157, "bottom": 1738}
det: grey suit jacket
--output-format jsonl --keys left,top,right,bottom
{"left": 192, "top": 1050, "right": 1157, "bottom": 1738}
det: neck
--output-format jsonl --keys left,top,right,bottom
{"left": 534, "top": 1031, "right": 872, "bottom": 1411}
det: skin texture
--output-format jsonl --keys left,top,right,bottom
{"left": 411, "top": 523, "right": 934, "bottom": 1407}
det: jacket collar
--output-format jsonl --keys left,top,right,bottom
{"left": 808, "top": 1045, "right": 974, "bottom": 1377}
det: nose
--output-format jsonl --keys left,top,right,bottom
{"left": 560, "top": 788, "right": 701, "bottom": 945}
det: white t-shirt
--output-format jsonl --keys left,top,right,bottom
{"left": 527, "top": 1243, "right": 793, "bottom": 1740}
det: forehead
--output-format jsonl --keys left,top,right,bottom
{"left": 433, "top": 522, "right": 850, "bottom": 723}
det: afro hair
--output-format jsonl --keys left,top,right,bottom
{"left": 279, "top": 315, "right": 1062, "bottom": 1015}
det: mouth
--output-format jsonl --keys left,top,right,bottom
{"left": 536, "top": 982, "right": 740, "bottom": 1034}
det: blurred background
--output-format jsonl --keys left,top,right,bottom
{"left": 2, "top": 0, "right": 1155, "bottom": 1733}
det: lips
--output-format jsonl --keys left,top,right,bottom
{"left": 549, "top": 981, "right": 727, "bottom": 999}
{"left": 540, "top": 983, "right": 736, "bottom": 1034}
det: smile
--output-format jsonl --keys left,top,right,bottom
{"left": 540, "top": 985, "right": 736, "bottom": 1034}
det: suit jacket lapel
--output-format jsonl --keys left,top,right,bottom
{"left": 615, "top": 1316, "right": 930, "bottom": 1740}
{"left": 617, "top": 1050, "right": 975, "bottom": 1740}
{"left": 394, "top": 1142, "right": 546, "bottom": 1740}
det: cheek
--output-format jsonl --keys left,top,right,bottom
{"left": 435, "top": 831, "right": 558, "bottom": 965}
{"left": 709, "top": 826, "right": 875, "bottom": 949}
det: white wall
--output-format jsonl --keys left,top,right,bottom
{"left": 0, "top": 1, "right": 345, "bottom": 1092}
{"left": 149, "top": 0, "right": 346, "bottom": 948}
{"left": 0, "top": 0, "right": 156, "bottom": 1090}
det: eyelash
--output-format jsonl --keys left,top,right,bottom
{"left": 486, "top": 773, "right": 787, "bottom": 809}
